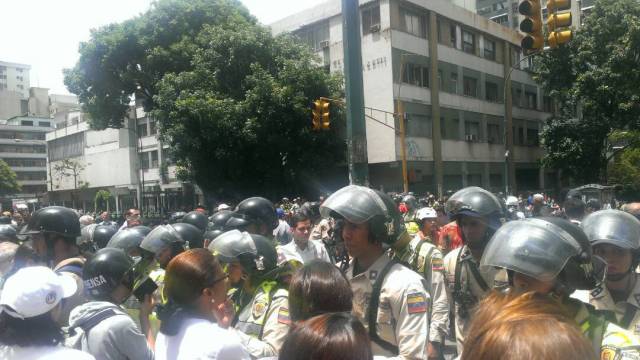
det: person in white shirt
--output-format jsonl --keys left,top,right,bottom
{"left": 0, "top": 266, "right": 95, "bottom": 360}
{"left": 278, "top": 211, "right": 331, "bottom": 264}
{"left": 155, "top": 248, "right": 250, "bottom": 360}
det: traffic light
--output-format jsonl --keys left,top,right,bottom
{"left": 312, "top": 99, "right": 322, "bottom": 130}
{"left": 546, "top": 0, "right": 572, "bottom": 48}
{"left": 320, "top": 99, "right": 330, "bottom": 130}
{"left": 518, "top": 0, "right": 544, "bottom": 52}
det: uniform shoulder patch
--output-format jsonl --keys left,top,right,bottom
{"left": 431, "top": 257, "right": 444, "bottom": 272}
{"left": 407, "top": 292, "right": 428, "bottom": 314}
{"left": 591, "top": 285, "right": 604, "bottom": 298}
{"left": 277, "top": 307, "right": 291, "bottom": 325}
{"left": 600, "top": 345, "right": 619, "bottom": 360}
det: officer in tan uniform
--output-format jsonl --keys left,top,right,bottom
{"left": 391, "top": 207, "right": 448, "bottom": 360}
{"left": 582, "top": 210, "right": 640, "bottom": 335}
{"left": 321, "top": 185, "right": 430, "bottom": 359}
{"left": 481, "top": 216, "right": 640, "bottom": 359}
{"left": 441, "top": 187, "right": 507, "bottom": 355}
{"left": 209, "top": 230, "right": 290, "bottom": 358}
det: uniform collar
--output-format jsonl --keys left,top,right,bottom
{"left": 349, "top": 254, "right": 391, "bottom": 282}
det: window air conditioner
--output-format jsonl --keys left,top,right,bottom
{"left": 370, "top": 24, "right": 381, "bottom": 33}
{"left": 465, "top": 134, "right": 478, "bottom": 142}
{"left": 320, "top": 40, "right": 330, "bottom": 48}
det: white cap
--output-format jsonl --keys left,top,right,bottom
{"left": 217, "top": 203, "right": 231, "bottom": 211}
{"left": 416, "top": 207, "right": 438, "bottom": 220}
{"left": 0, "top": 266, "right": 77, "bottom": 319}
{"left": 533, "top": 193, "right": 545, "bottom": 201}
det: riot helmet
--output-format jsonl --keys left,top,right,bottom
{"left": 401, "top": 195, "right": 418, "bottom": 211}
{"left": 208, "top": 230, "right": 278, "bottom": 280}
{"left": 79, "top": 223, "right": 99, "bottom": 253}
{"left": 129, "top": 225, "right": 152, "bottom": 237}
{"left": 0, "top": 216, "right": 11, "bottom": 225}
{"left": 21, "top": 206, "right": 81, "bottom": 240}
{"left": 182, "top": 211, "right": 208, "bottom": 233}
{"left": 445, "top": 187, "right": 506, "bottom": 230}
{"left": 506, "top": 196, "right": 519, "bottom": 207}
{"left": 320, "top": 185, "right": 406, "bottom": 245}
{"left": 169, "top": 211, "right": 187, "bottom": 224}
{"left": 140, "top": 225, "right": 185, "bottom": 257}
{"left": 106, "top": 227, "right": 146, "bottom": 257}
{"left": 92, "top": 225, "right": 118, "bottom": 249}
{"left": 210, "top": 210, "right": 234, "bottom": 231}
{"left": 299, "top": 202, "right": 321, "bottom": 222}
{"left": 225, "top": 197, "right": 278, "bottom": 233}
{"left": 481, "top": 217, "right": 605, "bottom": 293}
{"left": 83, "top": 248, "right": 134, "bottom": 302}
{"left": 171, "top": 223, "right": 204, "bottom": 249}
{"left": 0, "top": 225, "right": 17, "bottom": 243}
{"left": 581, "top": 210, "right": 640, "bottom": 251}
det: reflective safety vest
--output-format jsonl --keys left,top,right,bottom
{"left": 235, "top": 280, "right": 288, "bottom": 339}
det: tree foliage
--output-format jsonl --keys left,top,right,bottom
{"left": 0, "top": 159, "right": 21, "bottom": 196}
{"left": 53, "top": 159, "right": 85, "bottom": 189}
{"left": 64, "top": 0, "right": 345, "bottom": 197}
{"left": 533, "top": 0, "right": 640, "bottom": 183}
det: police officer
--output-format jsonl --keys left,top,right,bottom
{"left": 208, "top": 230, "right": 289, "bottom": 358}
{"left": 481, "top": 217, "right": 640, "bottom": 359}
{"left": 92, "top": 224, "right": 118, "bottom": 249}
{"left": 582, "top": 210, "right": 640, "bottom": 336}
{"left": 391, "top": 206, "right": 448, "bottom": 360}
{"left": 20, "top": 206, "right": 87, "bottom": 326}
{"left": 505, "top": 196, "right": 525, "bottom": 220}
{"left": 402, "top": 194, "right": 420, "bottom": 236}
{"left": 172, "top": 222, "right": 205, "bottom": 248}
{"left": 68, "top": 248, "right": 154, "bottom": 360}
{"left": 321, "top": 185, "right": 430, "bottom": 359}
{"left": 106, "top": 227, "right": 147, "bottom": 258}
{"left": 225, "top": 197, "right": 279, "bottom": 240}
{"left": 442, "top": 187, "right": 507, "bottom": 354}
{"left": 181, "top": 210, "right": 208, "bottom": 234}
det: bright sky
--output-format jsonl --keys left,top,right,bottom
{"left": 0, "top": 0, "right": 326, "bottom": 95}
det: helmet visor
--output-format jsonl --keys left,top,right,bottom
{"left": 582, "top": 210, "right": 640, "bottom": 250}
{"left": 481, "top": 219, "right": 583, "bottom": 282}
{"left": 140, "top": 225, "right": 183, "bottom": 255}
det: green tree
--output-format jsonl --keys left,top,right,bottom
{"left": 533, "top": 0, "right": 640, "bottom": 183}
{"left": 64, "top": 0, "right": 345, "bottom": 197}
{"left": 0, "top": 159, "right": 21, "bottom": 196}
{"left": 94, "top": 190, "right": 112, "bottom": 212}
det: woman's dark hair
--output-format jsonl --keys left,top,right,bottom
{"left": 288, "top": 260, "right": 352, "bottom": 321}
{"left": 158, "top": 248, "right": 224, "bottom": 335}
{"left": 0, "top": 312, "right": 63, "bottom": 347}
{"left": 279, "top": 312, "right": 373, "bottom": 360}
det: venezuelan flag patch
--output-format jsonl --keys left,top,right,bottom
{"left": 278, "top": 307, "right": 291, "bottom": 325}
{"left": 431, "top": 258, "right": 444, "bottom": 272}
{"left": 407, "top": 293, "right": 427, "bottom": 314}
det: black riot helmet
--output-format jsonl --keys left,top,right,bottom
{"left": 140, "top": 225, "right": 185, "bottom": 264}
{"left": 320, "top": 185, "right": 406, "bottom": 246}
{"left": 92, "top": 225, "right": 118, "bottom": 249}
{"left": 208, "top": 230, "right": 278, "bottom": 281}
{"left": 21, "top": 206, "right": 81, "bottom": 240}
{"left": 0, "top": 225, "right": 17, "bottom": 243}
{"left": 225, "top": 197, "right": 278, "bottom": 234}
{"left": 299, "top": 202, "right": 321, "bottom": 223}
{"left": 401, "top": 195, "right": 418, "bottom": 211}
{"left": 171, "top": 223, "right": 204, "bottom": 249}
{"left": 481, "top": 217, "right": 605, "bottom": 294}
{"left": 106, "top": 228, "right": 146, "bottom": 257}
{"left": 204, "top": 229, "right": 224, "bottom": 243}
{"left": 210, "top": 210, "right": 234, "bottom": 231}
{"left": 83, "top": 248, "right": 135, "bottom": 302}
{"left": 445, "top": 187, "right": 506, "bottom": 231}
{"left": 181, "top": 211, "right": 208, "bottom": 233}
{"left": 169, "top": 211, "right": 187, "bottom": 224}
{"left": 130, "top": 225, "right": 152, "bottom": 237}
{"left": 0, "top": 216, "right": 11, "bottom": 225}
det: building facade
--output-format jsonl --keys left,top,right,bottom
{"left": 0, "top": 116, "right": 53, "bottom": 209}
{"left": 271, "top": 0, "right": 554, "bottom": 195}
{"left": 0, "top": 61, "right": 30, "bottom": 99}
{"left": 45, "top": 106, "right": 200, "bottom": 216}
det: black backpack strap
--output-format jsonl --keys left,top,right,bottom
{"left": 55, "top": 263, "right": 83, "bottom": 277}
{"left": 77, "top": 309, "right": 119, "bottom": 333}
{"left": 620, "top": 305, "right": 638, "bottom": 329}
{"left": 467, "top": 258, "right": 490, "bottom": 292}
{"left": 367, "top": 259, "right": 400, "bottom": 355}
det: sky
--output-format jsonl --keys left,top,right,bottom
{"left": 0, "top": 0, "right": 326, "bottom": 95}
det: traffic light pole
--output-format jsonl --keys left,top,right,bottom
{"left": 342, "top": 0, "right": 369, "bottom": 186}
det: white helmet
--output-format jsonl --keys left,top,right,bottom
{"left": 416, "top": 207, "right": 438, "bottom": 220}
{"left": 506, "top": 196, "right": 519, "bottom": 207}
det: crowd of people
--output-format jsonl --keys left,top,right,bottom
{"left": 0, "top": 185, "right": 639, "bottom": 359}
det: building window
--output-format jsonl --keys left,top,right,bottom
{"left": 441, "top": 117, "right": 459, "bottom": 140}
{"left": 137, "top": 122, "right": 148, "bottom": 138}
{"left": 525, "top": 91, "right": 538, "bottom": 109}
{"left": 48, "top": 132, "right": 84, "bottom": 161}
{"left": 543, "top": 96, "right": 553, "bottom": 112}
{"left": 150, "top": 150, "right": 159, "bottom": 168}
{"left": 400, "top": 7, "right": 426, "bottom": 38}
{"left": 402, "top": 64, "right": 429, "bottom": 88}
{"left": 514, "top": 88, "right": 523, "bottom": 107}
{"left": 450, "top": 72, "right": 458, "bottom": 94}
{"left": 463, "top": 76, "right": 478, "bottom": 97}
{"left": 485, "top": 81, "right": 499, "bottom": 102}
{"left": 450, "top": 24, "right": 457, "bottom": 48}
{"left": 484, "top": 39, "right": 496, "bottom": 61}
{"left": 462, "top": 30, "right": 475, "bottom": 54}
{"left": 38, "top": 121, "right": 50, "bottom": 127}
{"left": 527, "top": 128, "right": 540, "bottom": 146}
{"left": 362, "top": 4, "right": 381, "bottom": 35}
{"left": 405, "top": 113, "right": 431, "bottom": 137}
{"left": 296, "top": 21, "right": 330, "bottom": 52}
{"left": 149, "top": 120, "right": 157, "bottom": 135}
{"left": 140, "top": 152, "right": 149, "bottom": 170}
{"left": 487, "top": 123, "right": 501, "bottom": 144}
{"left": 21, "top": 120, "right": 33, "bottom": 126}
{"left": 465, "top": 121, "right": 480, "bottom": 140}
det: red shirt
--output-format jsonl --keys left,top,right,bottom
{"left": 438, "top": 221, "right": 463, "bottom": 253}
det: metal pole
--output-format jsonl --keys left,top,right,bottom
{"left": 342, "top": 0, "right": 368, "bottom": 185}
{"left": 396, "top": 56, "right": 409, "bottom": 193}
